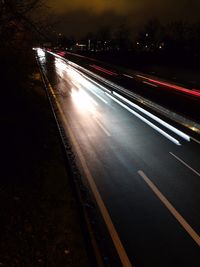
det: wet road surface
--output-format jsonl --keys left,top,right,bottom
{"left": 37, "top": 50, "right": 200, "bottom": 267}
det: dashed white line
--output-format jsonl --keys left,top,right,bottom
{"left": 169, "top": 152, "right": 200, "bottom": 177}
{"left": 138, "top": 170, "right": 200, "bottom": 247}
{"left": 191, "top": 137, "right": 200, "bottom": 145}
{"left": 93, "top": 116, "right": 111, "bottom": 136}
{"left": 123, "top": 74, "right": 133, "bottom": 79}
{"left": 136, "top": 74, "right": 149, "bottom": 79}
{"left": 88, "top": 87, "right": 108, "bottom": 104}
{"left": 143, "top": 81, "right": 158, "bottom": 87}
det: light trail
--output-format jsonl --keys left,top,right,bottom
{"left": 113, "top": 92, "right": 190, "bottom": 142}
{"left": 90, "top": 64, "right": 118, "bottom": 76}
{"left": 46, "top": 50, "right": 200, "bottom": 140}
{"left": 137, "top": 74, "right": 200, "bottom": 98}
{"left": 56, "top": 51, "right": 66, "bottom": 57}
{"left": 106, "top": 93, "right": 181, "bottom": 146}
{"left": 43, "top": 70, "right": 133, "bottom": 267}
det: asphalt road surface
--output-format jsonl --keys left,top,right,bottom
{"left": 37, "top": 50, "right": 200, "bottom": 267}
{"left": 59, "top": 50, "right": 200, "bottom": 123}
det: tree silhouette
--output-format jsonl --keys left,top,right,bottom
{"left": 0, "top": 0, "right": 47, "bottom": 51}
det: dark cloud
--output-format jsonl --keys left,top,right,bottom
{"left": 46, "top": 0, "right": 136, "bottom": 14}
{"left": 54, "top": 10, "right": 127, "bottom": 38}
{"left": 45, "top": 0, "right": 200, "bottom": 37}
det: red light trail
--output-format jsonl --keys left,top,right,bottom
{"left": 90, "top": 64, "right": 118, "bottom": 76}
{"left": 137, "top": 75, "right": 200, "bottom": 98}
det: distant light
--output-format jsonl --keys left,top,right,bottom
{"left": 145, "top": 33, "right": 149, "bottom": 37}
{"left": 189, "top": 126, "right": 198, "bottom": 131}
{"left": 36, "top": 48, "right": 46, "bottom": 64}
{"left": 56, "top": 51, "right": 65, "bottom": 57}
{"left": 37, "top": 48, "right": 45, "bottom": 57}
{"left": 136, "top": 42, "right": 140, "bottom": 45}
{"left": 55, "top": 58, "right": 66, "bottom": 72}
{"left": 76, "top": 43, "right": 86, "bottom": 47}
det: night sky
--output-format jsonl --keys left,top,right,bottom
{"left": 45, "top": 0, "right": 200, "bottom": 38}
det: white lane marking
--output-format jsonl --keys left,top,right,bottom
{"left": 93, "top": 116, "right": 111, "bottom": 137}
{"left": 71, "top": 80, "right": 80, "bottom": 88}
{"left": 106, "top": 93, "right": 181, "bottom": 146}
{"left": 123, "top": 74, "right": 133, "bottom": 79}
{"left": 44, "top": 75, "right": 132, "bottom": 267}
{"left": 138, "top": 170, "right": 200, "bottom": 247}
{"left": 169, "top": 152, "right": 200, "bottom": 177}
{"left": 87, "top": 87, "right": 108, "bottom": 104}
{"left": 143, "top": 81, "right": 158, "bottom": 87}
{"left": 85, "top": 75, "right": 112, "bottom": 94}
{"left": 47, "top": 51, "right": 200, "bottom": 144}
{"left": 191, "top": 137, "right": 200, "bottom": 145}
{"left": 113, "top": 92, "right": 190, "bottom": 142}
{"left": 136, "top": 74, "right": 150, "bottom": 80}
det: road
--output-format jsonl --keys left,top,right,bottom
{"left": 57, "top": 50, "right": 200, "bottom": 123}
{"left": 37, "top": 49, "right": 200, "bottom": 267}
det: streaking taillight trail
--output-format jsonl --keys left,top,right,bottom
{"left": 137, "top": 74, "right": 200, "bottom": 98}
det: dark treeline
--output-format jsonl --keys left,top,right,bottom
{"left": 0, "top": 1, "right": 40, "bottom": 51}
{"left": 0, "top": 0, "right": 47, "bottom": 96}
{"left": 135, "top": 19, "right": 200, "bottom": 55}
{"left": 0, "top": 0, "right": 56, "bottom": 60}
{"left": 55, "top": 19, "right": 200, "bottom": 68}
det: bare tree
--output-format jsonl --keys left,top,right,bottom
{"left": 0, "top": 0, "right": 48, "bottom": 51}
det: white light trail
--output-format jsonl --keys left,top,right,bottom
{"left": 106, "top": 93, "right": 181, "bottom": 146}
{"left": 113, "top": 92, "right": 190, "bottom": 142}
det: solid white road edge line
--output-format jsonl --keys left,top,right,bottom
{"left": 113, "top": 92, "right": 190, "bottom": 142}
{"left": 106, "top": 93, "right": 181, "bottom": 146}
{"left": 138, "top": 170, "right": 200, "bottom": 247}
{"left": 169, "top": 152, "right": 200, "bottom": 177}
